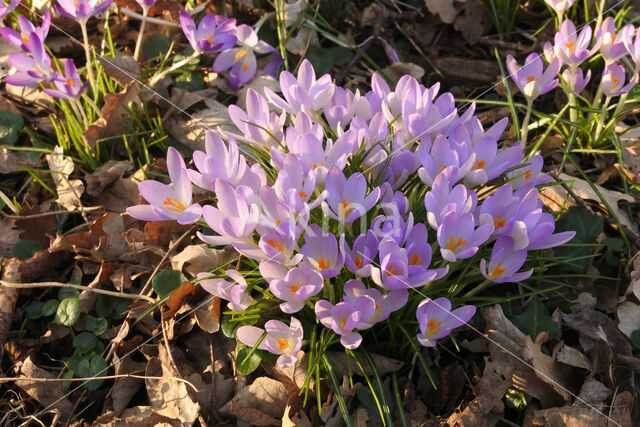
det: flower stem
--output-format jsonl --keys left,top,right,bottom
{"left": 593, "top": 95, "right": 611, "bottom": 143}
{"left": 568, "top": 67, "right": 578, "bottom": 124}
{"left": 73, "top": 98, "right": 88, "bottom": 129}
{"left": 521, "top": 97, "right": 533, "bottom": 145}
{"left": 149, "top": 51, "right": 200, "bottom": 87}
{"left": 133, "top": 7, "right": 149, "bottom": 62}
{"left": 79, "top": 20, "right": 97, "bottom": 96}
{"left": 463, "top": 279, "right": 492, "bottom": 297}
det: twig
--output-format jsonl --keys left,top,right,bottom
{"left": 0, "top": 373, "right": 198, "bottom": 392}
{"left": 3, "top": 206, "right": 103, "bottom": 220}
{"left": 0, "top": 280, "right": 156, "bottom": 303}
{"left": 118, "top": 7, "right": 179, "bottom": 27}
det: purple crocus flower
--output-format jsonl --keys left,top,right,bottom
{"left": 465, "top": 138, "right": 524, "bottom": 186}
{"left": 343, "top": 279, "right": 407, "bottom": 328}
{"left": 43, "top": 59, "right": 88, "bottom": 100}
{"left": 198, "top": 181, "right": 259, "bottom": 245}
{"left": 544, "top": 0, "right": 575, "bottom": 20}
{"left": 315, "top": 296, "right": 376, "bottom": 349}
{"left": 4, "top": 33, "right": 56, "bottom": 87}
{"left": 371, "top": 239, "right": 410, "bottom": 290}
{"left": 553, "top": 20, "right": 595, "bottom": 67}
{"left": 436, "top": 212, "right": 493, "bottom": 262}
{"left": 405, "top": 223, "right": 449, "bottom": 285}
{"left": 599, "top": 63, "right": 636, "bottom": 97}
{"left": 179, "top": 11, "right": 237, "bottom": 54}
{"left": 236, "top": 317, "right": 303, "bottom": 367}
{"left": 228, "top": 88, "right": 285, "bottom": 148}
{"left": 506, "top": 154, "right": 552, "bottom": 198}
{"left": 322, "top": 166, "right": 380, "bottom": 223}
{"left": 416, "top": 297, "right": 476, "bottom": 347}
{"left": 424, "top": 173, "right": 477, "bottom": 230}
{"left": 265, "top": 59, "right": 335, "bottom": 114}
{"left": 622, "top": 25, "right": 640, "bottom": 72}
{"left": 136, "top": 0, "right": 156, "bottom": 7}
{"left": 340, "top": 230, "right": 379, "bottom": 277}
{"left": 274, "top": 154, "right": 322, "bottom": 211}
{"left": 323, "top": 86, "right": 372, "bottom": 132}
{"left": 477, "top": 184, "right": 520, "bottom": 238}
{"left": 257, "top": 224, "right": 303, "bottom": 266}
{"left": 595, "top": 17, "right": 633, "bottom": 65}
{"left": 506, "top": 53, "right": 561, "bottom": 100}
{"left": 417, "top": 135, "right": 475, "bottom": 186}
{"left": 55, "top": 0, "right": 112, "bottom": 22}
{"left": 370, "top": 210, "right": 414, "bottom": 247}
{"left": 525, "top": 211, "right": 575, "bottom": 250}
{"left": 198, "top": 270, "right": 256, "bottom": 312}
{"left": 300, "top": 225, "right": 344, "bottom": 278}
{"left": 262, "top": 262, "right": 323, "bottom": 313}
{"left": 213, "top": 24, "right": 275, "bottom": 89}
{"left": 561, "top": 67, "right": 591, "bottom": 93}
{"left": 126, "top": 147, "right": 202, "bottom": 224}
{"left": 0, "top": 11, "right": 50, "bottom": 52}
{"left": 480, "top": 237, "right": 533, "bottom": 283}
{"left": 0, "top": 0, "right": 20, "bottom": 20}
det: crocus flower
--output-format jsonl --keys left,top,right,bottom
{"left": 43, "top": 59, "right": 88, "bottom": 100}
{"left": 417, "top": 135, "right": 475, "bottom": 186}
{"left": 622, "top": 25, "right": 640, "bottom": 73}
{"left": 213, "top": 24, "right": 275, "bottom": 89}
{"left": 506, "top": 53, "right": 561, "bottom": 100}
{"left": 553, "top": 20, "right": 595, "bottom": 67}
{"left": 506, "top": 154, "right": 552, "bottom": 198}
{"left": 478, "top": 184, "right": 520, "bottom": 237}
{"left": 198, "top": 270, "right": 256, "bottom": 312}
{"left": 371, "top": 239, "right": 410, "bottom": 290}
{"left": 0, "top": 11, "right": 50, "bottom": 52}
{"left": 322, "top": 166, "right": 380, "bottom": 223}
{"left": 300, "top": 225, "right": 344, "bottom": 278}
{"left": 437, "top": 212, "right": 493, "bottom": 262}
{"left": 370, "top": 210, "right": 414, "bottom": 247}
{"left": 4, "top": 33, "right": 56, "bottom": 87}
{"left": 228, "top": 88, "right": 285, "bottom": 149}
{"left": 136, "top": 0, "right": 156, "bottom": 7}
{"left": 480, "top": 237, "right": 533, "bottom": 283}
{"left": 343, "top": 279, "right": 407, "bottom": 328}
{"left": 55, "top": 0, "right": 113, "bottom": 22}
{"left": 525, "top": 211, "right": 575, "bottom": 250}
{"left": 405, "top": 223, "right": 449, "bottom": 285}
{"left": 315, "top": 297, "right": 376, "bottom": 349}
{"left": 595, "top": 17, "right": 633, "bottom": 65}
{"left": 126, "top": 147, "right": 202, "bottom": 224}
{"left": 323, "top": 86, "right": 372, "bottom": 132}
{"left": 262, "top": 263, "right": 324, "bottom": 313}
{"left": 599, "top": 63, "right": 636, "bottom": 97}
{"left": 424, "top": 173, "right": 477, "bottom": 230}
{"left": 257, "top": 225, "right": 303, "bottom": 266}
{"left": 274, "top": 154, "right": 322, "bottom": 211}
{"left": 0, "top": 0, "right": 20, "bottom": 20}
{"left": 179, "top": 11, "right": 237, "bottom": 54}
{"left": 561, "top": 67, "right": 591, "bottom": 93}
{"left": 544, "top": 0, "right": 575, "bottom": 21}
{"left": 236, "top": 317, "right": 303, "bottom": 367}
{"left": 416, "top": 297, "right": 476, "bottom": 347}
{"left": 340, "top": 231, "right": 379, "bottom": 277}
{"left": 265, "top": 59, "right": 335, "bottom": 114}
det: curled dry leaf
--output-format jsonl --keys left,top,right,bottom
{"left": 15, "top": 356, "right": 74, "bottom": 418}
{"left": 382, "top": 62, "right": 425, "bottom": 83}
{"left": 522, "top": 332, "right": 572, "bottom": 402}
{"left": 577, "top": 379, "right": 611, "bottom": 405}
{"left": 616, "top": 301, "right": 640, "bottom": 338}
{"left": 555, "top": 343, "right": 591, "bottom": 370}
{"left": 108, "top": 355, "right": 147, "bottom": 416}
{"left": 145, "top": 357, "right": 200, "bottom": 424}
{"left": 85, "top": 160, "right": 133, "bottom": 197}
{"left": 0, "top": 148, "right": 37, "bottom": 173}
{"left": 453, "top": 0, "right": 488, "bottom": 43}
{"left": 165, "top": 99, "right": 234, "bottom": 150}
{"left": 98, "top": 56, "right": 141, "bottom": 86}
{"left": 170, "top": 244, "right": 232, "bottom": 277}
{"left": 284, "top": 0, "right": 308, "bottom": 27}
{"left": 193, "top": 297, "right": 221, "bottom": 333}
{"left": 425, "top": 0, "right": 459, "bottom": 24}
{"left": 221, "top": 376, "right": 288, "bottom": 426}
{"left": 46, "top": 145, "right": 85, "bottom": 210}
{"left": 84, "top": 81, "right": 139, "bottom": 148}
{"left": 285, "top": 26, "right": 320, "bottom": 56}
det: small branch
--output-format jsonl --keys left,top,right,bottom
{"left": 5, "top": 206, "right": 103, "bottom": 220}
{"left": 0, "top": 280, "right": 156, "bottom": 303}
{"left": 0, "top": 373, "right": 198, "bottom": 392}
{"left": 119, "top": 7, "right": 179, "bottom": 27}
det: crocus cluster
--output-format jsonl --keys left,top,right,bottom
{"left": 128, "top": 58, "right": 575, "bottom": 367}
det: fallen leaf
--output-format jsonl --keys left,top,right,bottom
{"left": 0, "top": 147, "right": 37, "bottom": 173}
{"left": 108, "top": 356, "right": 147, "bottom": 416}
{"left": 285, "top": 26, "right": 320, "bottom": 56}
{"left": 284, "top": 0, "right": 308, "bottom": 26}
{"left": 453, "top": 0, "right": 488, "bottom": 43}
{"left": 46, "top": 145, "right": 85, "bottom": 210}
{"left": 221, "top": 376, "right": 288, "bottom": 425}
{"left": 555, "top": 343, "right": 591, "bottom": 370}
{"left": 381, "top": 62, "right": 425, "bottom": 83}
{"left": 94, "top": 407, "right": 181, "bottom": 426}
{"left": 145, "top": 357, "right": 200, "bottom": 424}
{"left": 98, "top": 56, "right": 141, "bottom": 86}
{"left": 0, "top": 218, "right": 20, "bottom": 257}
{"left": 84, "top": 81, "right": 139, "bottom": 148}
{"left": 165, "top": 99, "right": 234, "bottom": 150}
{"left": 170, "top": 244, "right": 231, "bottom": 277}
{"left": 85, "top": 160, "right": 133, "bottom": 197}
{"left": 193, "top": 297, "right": 220, "bottom": 333}
{"left": 272, "top": 350, "right": 308, "bottom": 391}
{"left": 577, "top": 379, "right": 611, "bottom": 405}
{"left": 521, "top": 332, "right": 572, "bottom": 401}
{"left": 15, "top": 356, "right": 74, "bottom": 418}
{"left": 425, "top": 0, "right": 459, "bottom": 24}
{"left": 616, "top": 301, "right": 640, "bottom": 338}
{"left": 164, "top": 281, "right": 196, "bottom": 317}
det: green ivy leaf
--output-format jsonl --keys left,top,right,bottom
{"left": 58, "top": 287, "right": 80, "bottom": 301}
{"left": 152, "top": 270, "right": 187, "bottom": 299}
{"left": 0, "top": 110, "right": 24, "bottom": 144}
{"left": 328, "top": 46, "right": 353, "bottom": 65}
{"left": 76, "top": 355, "right": 108, "bottom": 391}
{"left": 307, "top": 48, "right": 334, "bottom": 76}
{"left": 553, "top": 206, "right": 603, "bottom": 273}
{"left": 631, "top": 330, "right": 640, "bottom": 350}
{"left": 55, "top": 297, "right": 80, "bottom": 327}
{"left": 13, "top": 239, "right": 44, "bottom": 259}
{"left": 95, "top": 293, "right": 114, "bottom": 318}
{"left": 25, "top": 302, "right": 44, "bottom": 320}
{"left": 42, "top": 299, "right": 59, "bottom": 317}
{"left": 235, "top": 347, "right": 262, "bottom": 375}
{"left": 175, "top": 71, "right": 204, "bottom": 91}
{"left": 86, "top": 316, "right": 108, "bottom": 336}
{"left": 73, "top": 331, "right": 98, "bottom": 354}
{"left": 143, "top": 34, "right": 170, "bottom": 59}
{"left": 510, "top": 297, "right": 558, "bottom": 339}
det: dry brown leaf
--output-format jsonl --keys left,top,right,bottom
{"left": 480, "top": 304, "right": 525, "bottom": 353}
{"left": 221, "top": 376, "right": 288, "bottom": 425}
{"left": 0, "top": 218, "right": 20, "bottom": 257}
{"left": 282, "top": 404, "right": 312, "bottom": 427}
{"left": 167, "top": 87, "right": 217, "bottom": 114}
{"left": 522, "top": 332, "right": 572, "bottom": 402}
{"left": 145, "top": 357, "right": 200, "bottom": 424}
{"left": 84, "top": 81, "right": 139, "bottom": 148}
{"left": 235, "top": 76, "right": 281, "bottom": 110}
{"left": 164, "top": 280, "right": 196, "bottom": 317}
{"left": 193, "top": 297, "right": 220, "bottom": 333}
{"left": 272, "top": 350, "right": 308, "bottom": 390}
{"left": 79, "top": 261, "right": 117, "bottom": 313}
{"left": 616, "top": 301, "right": 640, "bottom": 338}
{"left": 98, "top": 56, "right": 141, "bottom": 86}
{"left": 170, "top": 244, "right": 230, "bottom": 277}
{"left": 425, "top": 0, "right": 459, "bottom": 23}
{"left": 453, "top": 0, "right": 488, "bottom": 43}
{"left": 94, "top": 406, "right": 181, "bottom": 426}
{"left": 15, "top": 356, "right": 74, "bottom": 418}
{"left": 46, "top": 145, "right": 85, "bottom": 210}
{"left": 284, "top": 0, "right": 308, "bottom": 26}
{"left": 85, "top": 160, "right": 133, "bottom": 197}
{"left": 109, "top": 356, "right": 147, "bottom": 416}
{"left": 532, "top": 406, "right": 609, "bottom": 427}
{"left": 555, "top": 343, "right": 591, "bottom": 370}
{"left": 285, "top": 26, "right": 320, "bottom": 56}
{"left": 165, "top": 99, "right": 234, "bottom": 150}
{"left": 327, "top": 351, "right": 403, "bottom": 376}
{"left": 0, "top": 148, "right": 37, "bottom": 173}
{"left": 381, "top": 62, "right": 425, "bottom": 83}
{"left": 577, "top": 379, "right": 611, "bottom": 405}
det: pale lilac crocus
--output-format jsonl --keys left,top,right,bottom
{"left": 136, "top": 0, "right": 156, "bottom": 6}
{"left": 340, "top": 230, "right": 379, "bottom": 277}
{"left": 506, "top": 53, "right": 561, "bottom": 101}
{"left": 126, "top": 147, "right": 202, "bottom": 224}
{"left": 236, "top": 317, "right": 303, "bottom": 367}
{"left": 595, "top": 17, "right": 633, "bottom": 65}
{"left": 0, "top": 11, "right": 50, "bottom": 52}
{"left": 4, "top": 33, "right": 56, "bottom": 87}
{"left": 179, "top": 11, "right": 237, "bottom": 54}
{"left": 526, "top": 212, "right": 575, "bottom": 250}
{"left": 55, "top": 0, "right": 112, "bottom": 22}
{"left": 424, "top": 173, "right": 477, "bottom": 230}
{"left": 300, "top": 225, "right": 344, "bottom": 278}
{"left": 477, "top": 184, "right": 520, "bottom": 237}
{"left": 622, "top": 25, "right": 640, "bottom": 73}
{"left": 561, "top": 67, "right": 591, "bottom": 93}
{"left": 437, "top": 212, "right": 493, "bottom": 263}
{"left": 265, "top": 59, "right": 335, "bottom": 114}
{"left": 416, "top": 297, "right": 476, "bottom": 347}
{"left": 343, "top": 279, "right": 407, "bottom": 328}
{"left": 213, "top": 24, "right": 275, "bottom": 89}
{"left": 465, "top": 139, "right": 524, "bottom": 186}
{"left": 417, "top": 135, "right": 475, "bottom": 186}
{"left": 553, "top": 20, "right": 595, "bottom": 67}
{"left": 315, "top": 297, "right": 376, "bottom": 349}
{"left": 228, "top": 88, "right": 285, "bottom": 148}
{"left": 405, "top": 223, "right": 449, "bottom": 285}
{"left": 198, "top": 270, "right": 256, "bottom": 312}
{"left": 0, "top": 0, "right": 20, "bottom": 20}
{"left": 506, "top": 154, "right": 552, "bottom": 198}
{"left": 43, "top": 59, "right": 88, "bottom": 100}
{"left": 370, "top": 210, "right": 414, "bottom": 247}
{"left": 274, "top": 154, "right": 322, "bottom": 211}
{"left": 371, "top": 239, "right": 410, "bottom": 290}
{"left": 322, "top": 166, "right": 380, "bottom": 223}
{"left": 600, "top": 63, "right": 636, "bottom": 96}
{"left": 263, "top": 263, "right": 323, "bottom": 313}
{"left": 544, "top": 0, "right": 575, "bottom": 23}
{"left": 257, "top": 225, "right": 303, "bottom": 266}
{"left": 480, "top": 237, "right": 533, "bottom": 283}
{"left": 323, "top": 86, "right": 372, "bottom": 132}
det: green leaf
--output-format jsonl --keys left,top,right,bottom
{"left": 95, "top": 293, "right": 114, "bottom": 318}
{"left": 76, "top": 355, "right": 108, "bottom": 391}
{"left": 328, "top": 46, "right": 353, "bottom": 65}
{"left": 55, "top": 297, "right": 81, "bottom": 327}
{"left": 175, "top": 71, "right": 204, "bottom": 91}
{"left": 604, "top": 237, "right": 625, "bottom": 252}
{"left": 61, "top": 370, "right": 75, "bottom": 393}
{"left": 73, "top": 331, "right": 98, "bottom": 354}
{"left": 235, "top": 347, "right": 262, "bottom": 375}
{"left": 25, "top": 302, "right": 44, "bottom": 320}
{"left": 111, "top": 298, "right": 130, "bottom": 320}
{"left": 505, "top": 387, "right": 530, "bottom": 410}
{"left": 0, "top": 110, "right": 24, "bottom": 144}
{"left": 631, "top": 330, "right": 640, "bottom": 350}
{"left": 58, "top": 287, "right": 80, "bottom": 301}
{"left": 553, "top": 206, "right": 603, "bottom": 273}
{"left": 13, "top": 239, "right": 44, "bottom": 259}
{"left": 42, "top": 299, "right": 59, "bottom": 316}
{"left": 152, "top": 270, "right": 187, "bottom": 299}
{"left": 86, "top": 316, "right": 108, "bottom": 335}
{"left": 143, "top": 34, "right": 170, "bottom": 59}
{"left": 510, "top": 297, "right": 558, "bottom": 339}
{"left": 357, "top": 386, "right": 377, "bottom": 412}
{"left": 307, "top": 48, "right": 334, "bottom": 76}
{"left": 173, "top": 47, "right": 199, "bottom": 65}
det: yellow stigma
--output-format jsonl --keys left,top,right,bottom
{"left": 427, "top": 318, "right": 442, "bottom": 331}
{"left": 409, "top": 253, "right": 421, "bottom": 265}
{"left": 318, "top": 256, "right": 331, "bottom": 270}
{"left": 494, "top": 213, "right": 506, "bottom": 230}
{"left": 163, "top": 197, "right": 186, "bottom": 213}
{"left": 489, "top": 260, "right": 506, "bottom": 279}
{"left": 275, "top": 338, "right": 289, "bottom": 351}
{"left": 340, "top": 197, "right": 353, "bottom": 218}
{"left": 207, "top": 34, "right": 216, "bottom": 46}
{"left": 448, "top": 236, "right": 467, "bottom": 252}
{"left": 234, "top": 49, "right": 248, "bottom": 62}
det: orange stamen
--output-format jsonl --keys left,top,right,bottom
{"left": 299, "top": 190, "right": 307, "bottom": 199}
{"left": 163, "top": 197, "right": 186, "bottom": 213}
{"left": 268, "top": 239, "right": 284, "bottom": 253}
{"left": 354, "top": 256, "right": 363, "bottom": 269}
{"left": 66, "top": 77, "right": 75, "bottom": 87}
{"left": 318, "top": 256, "right": 331, "bottom": 270}
{"left": 275, "top": 338, "right": 288, "bottom": 351}
{"left": 386, "top": 264, "right": 403, "bottom": 277}
{"left": 527, "top": 75, "right": 535, "bottom": 83}
{"left": 290, "top": 283, "right": 300, "bottom": 294}
{"left": 234, "top": 49, "right": 248, "bottom": 62}
{"left": 340, "top": 197, "right": 353, "bottom": 218}
{"left": 474, "top": 160, "right": 486, "bottom": 170}
{"left": 447, "top": 236, "right": 467, "bottom": 252}
{"left": 494, "top": 213, "right": 506, "bottom": 230}
{"left": 565, "top": 41, "right": 575, "bottom": 54}
{"left": 427, "top": 318, "right": 442, "bottom": 331}
{"left": 489, "top": 260, "right": 506, "bottom": 279}
{"left": 409, "top": 253, "right": 421, "bottom": 265}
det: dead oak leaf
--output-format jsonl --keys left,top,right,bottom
{"left": 84, "top": 81, "right": 139, "bottom": 148}
{"left": 221, "top": 376, "right": 288, "bottom": 425}
{"left": 522, "top": 332, "right": 572, "bottom": 402}
{"left": 145, "top": 357, "right": 200, "bottom": 424}
{"left": 85, "top": 160, "right": 133, "bottom": 197}
{"left": 617, "top": 301, "right": 640, "bottom": 338}
{"left": 46, "top": 145, "right": 85, "bottom": 210}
